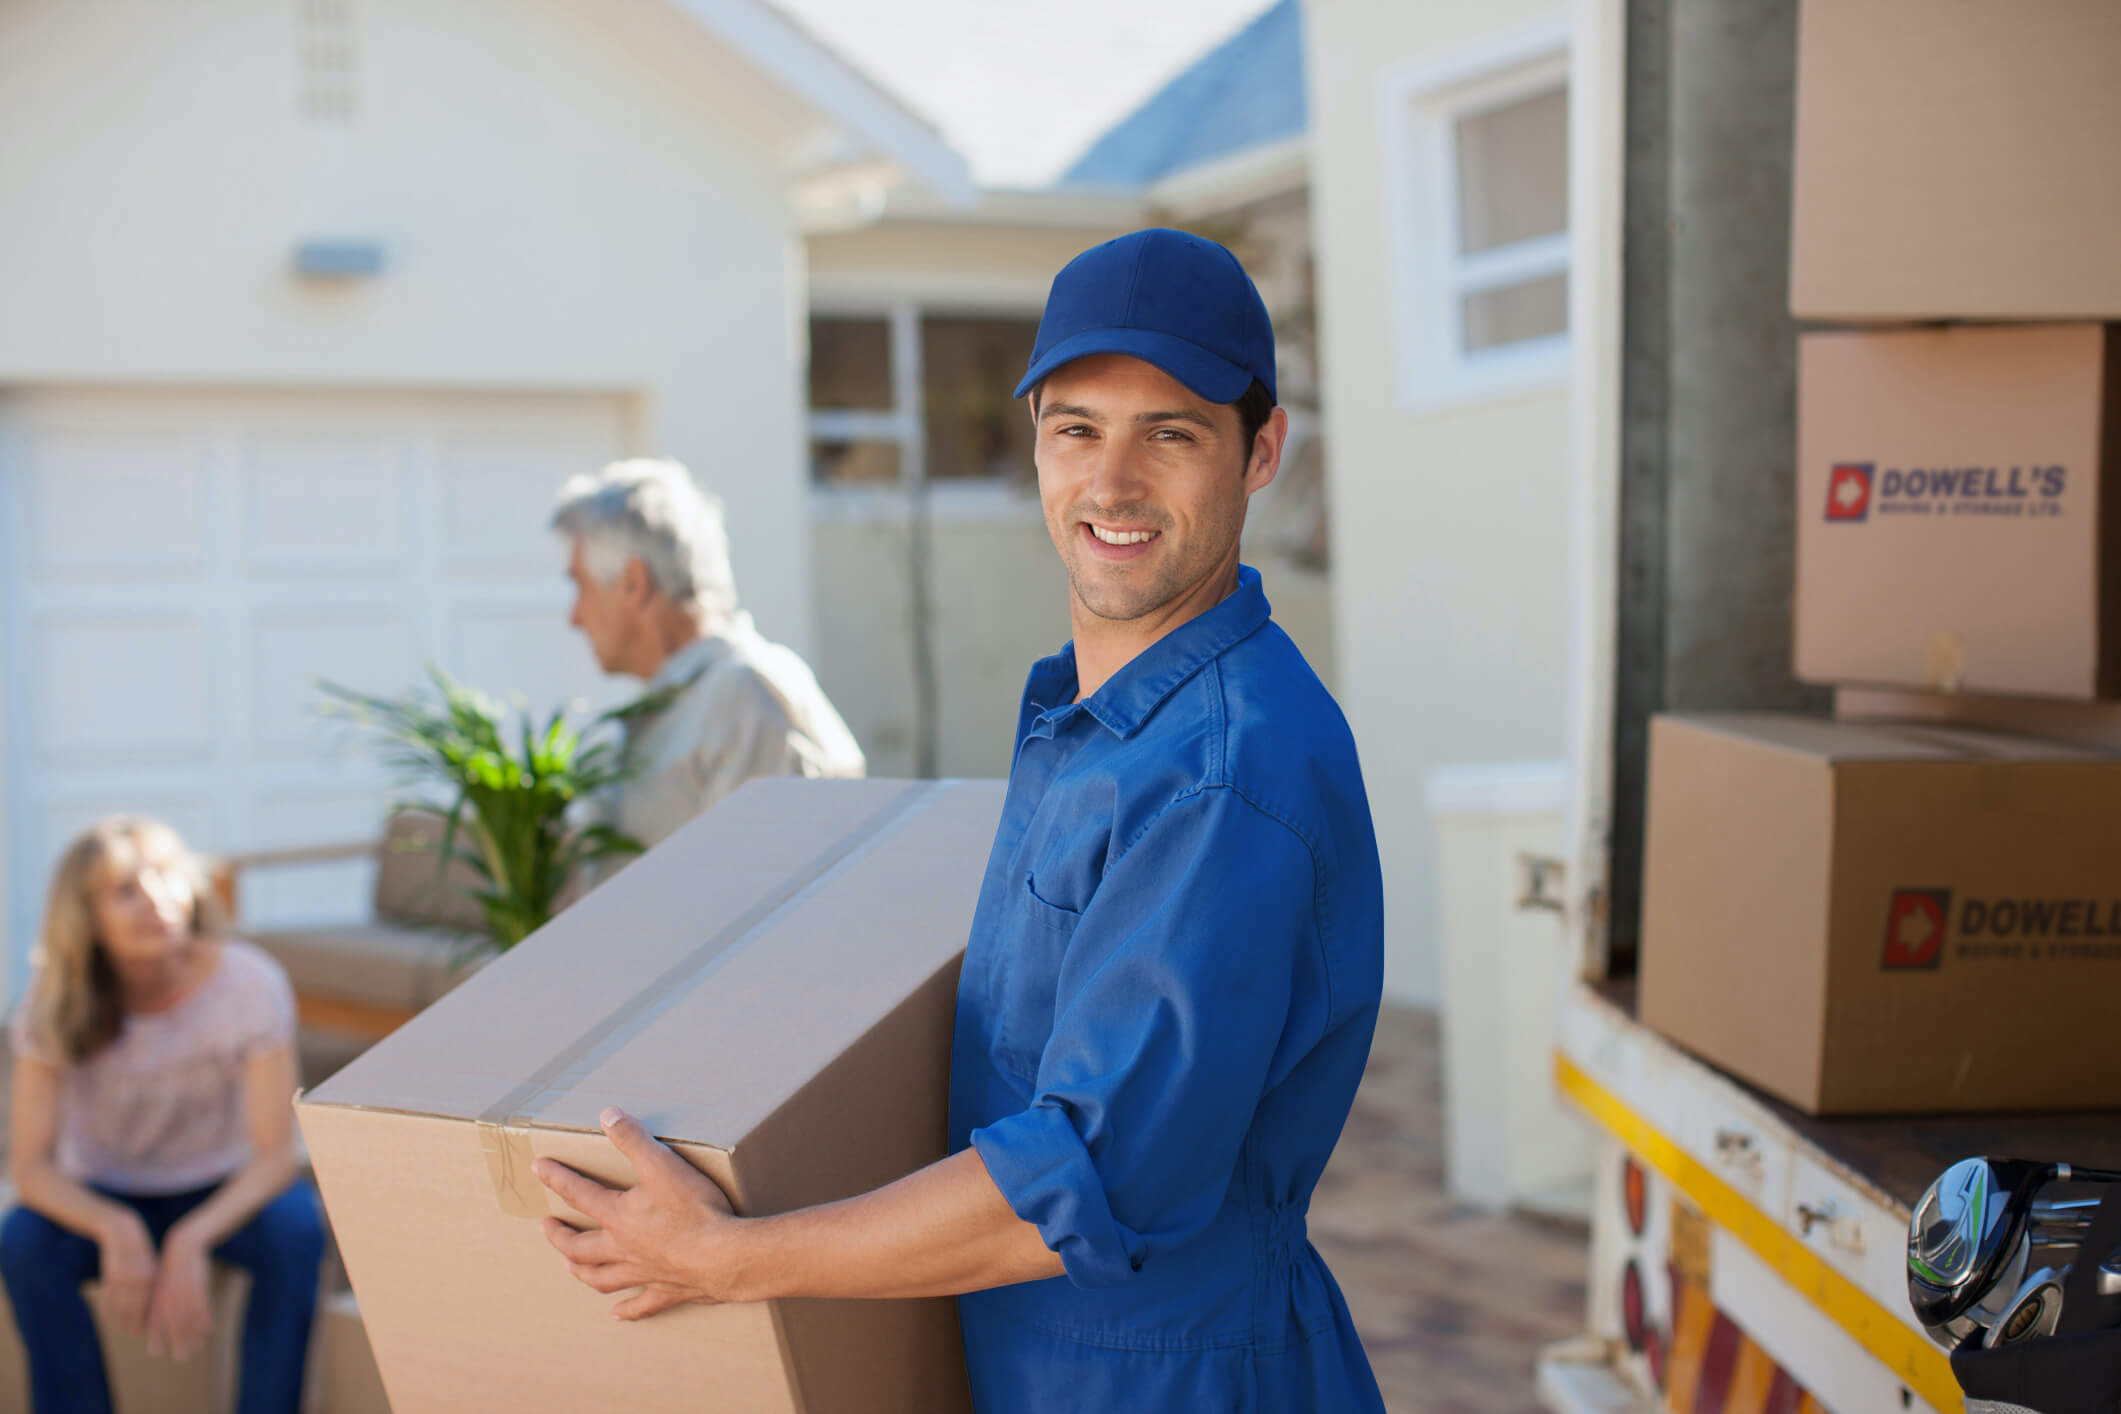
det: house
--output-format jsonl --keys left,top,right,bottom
{"left": 1306, "top": 0, "right": 1578, "bottom": 1009}
{"left": 0, "top": 0, "right": 970, "bottom": 983}
{"left": 797, "top": 0, "right": 1334, "bottom": 782}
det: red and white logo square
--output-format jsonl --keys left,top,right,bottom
{"left": 1826, "top": 463, "right": 1873, "bottom": 522}
{"left": 1882, "top": 889, "right": 1949, "bottom": 970}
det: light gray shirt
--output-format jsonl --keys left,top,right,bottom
{"left": 609, "top": 614, "right": 865, "bottom": 850}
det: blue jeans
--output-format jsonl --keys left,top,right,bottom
{"left": 0, "top": 1179, "right": 325, "bottom": 1414}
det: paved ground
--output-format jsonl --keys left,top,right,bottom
{"left": 1314, "top": 1005, "right": 1590, "bottom": 1413}
{"left": 2, "top": 1002, "right": 1589, "bottom": 1411}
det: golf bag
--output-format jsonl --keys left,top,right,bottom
{"left": 1951, "top": 1187, "right": 2121, "bottom": 1414}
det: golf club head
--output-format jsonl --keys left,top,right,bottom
{"left": 1908, "top": 1157, "right": 2121, "bottom": 1340}
{"left": 1909, "top": 1159, "right": 2051, "bottom": 1331}
{"left": 1919, "top": 1231, "right": 2030, "bottom": 1352}
{"left": 1982, "top": 1264, "right": 2065, "bottom": 1348}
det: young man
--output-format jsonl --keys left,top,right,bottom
{"left": 535, "top": 231, "right": 1387, "bottom": 1411}
{"left": 551, "top": 459, "right": 865, "bottom": 849}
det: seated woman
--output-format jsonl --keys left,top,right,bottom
{"left": 2, "top": 815, "right": 324, "bottom": 1414}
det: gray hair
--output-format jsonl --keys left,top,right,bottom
{"left": 551, "top": 459, "right": 738, "bottom": 622}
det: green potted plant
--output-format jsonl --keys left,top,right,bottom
{"left": 318, "top": 667, "right": 647, "bottom": 949}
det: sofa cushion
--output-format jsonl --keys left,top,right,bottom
{"left": 249, "top": 923, "right": 487, "bottom": 1013}
{"left": 372, "top": 808, "right": 492, "bottom": 933}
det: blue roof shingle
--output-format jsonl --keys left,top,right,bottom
{"left": 1059, "top": 0, "right": 1305, "bottom": 189}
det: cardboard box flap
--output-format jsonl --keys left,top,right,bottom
{"left": 520, "top": 780, "right": 1000, "bottom": 1145}
{"left": 1673, "top": 713, "right": 2114, "bottom": 763}
{"left": 1836, "top": 687, "right": 2121, "bottom": 754}
{"left": 302, "top": 778, "right": 1002, "bottom": 1151}
{"left": 1869, "top": 724, "right": 2117, "bottom": 762}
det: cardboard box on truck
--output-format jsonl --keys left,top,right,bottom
{"left": 1790, "top": 0, "right": 2121, "bottom": 320}
{"left": 296, "top": 777, "right": 1004, "bottom": 1414}
{"left": 1794, "top": 324, "right": 2121, "bottom": 700}
{"left": 1639, "top": 714, "right": 2121, "bottom": 1116}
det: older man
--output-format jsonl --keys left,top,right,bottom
{"left": 551, "top": 459, "right": 864, "bottom": 849}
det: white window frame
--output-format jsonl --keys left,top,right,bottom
{"left": 805, "top": 298, "right": 1046, "bottom": 525}
{"left": 1383, "top": 16, "right": 1573, "bottom": 410}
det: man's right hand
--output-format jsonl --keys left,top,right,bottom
{"left": 97, "top": 1207, "right": 159, "bottom": 1336}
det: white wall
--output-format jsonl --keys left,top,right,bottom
{"left": 811, "top": 506, "right": 1067, "bottom": 779}
{"left": 0, "top": 0, "right": 826, "bottom": 655}
{"left": 1306, "top": 0, "right": 1576, "bottom": 1006}
{"left": 808, "top": 222, "right": 1129, "bottom": 309}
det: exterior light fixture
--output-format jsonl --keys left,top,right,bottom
{"left": 293, "top": 240, "right": 387, "bottom": 279}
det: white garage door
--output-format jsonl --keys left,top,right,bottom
{"left": 0, "top": 387, "right": 631, "bottom": 989}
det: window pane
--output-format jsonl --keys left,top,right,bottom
{"left": 921, "top": 316, "right": 1040, "bottom": 483}
{"left": 1455, "top": 84, "right": 1568, "bottom": 255}
{"left": 1462, "top": 273, "right": 1568, "bottom": 352}
{"left": 811, "top": 440, "right": 901, "bottom": 486}
{"left": 809, "top": 317, "right": 893, "bottom": 411}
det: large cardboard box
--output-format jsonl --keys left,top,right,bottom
{"left": 1790, "top": 0, "right": 2121, "bottom": 320}
{"left": 296, "top": 778, "right": 1003, "bottom": 1414}
{"left": 1640, "top": 714, "right": 2121, "bottom": 1116}
{"left": 1794, "top": 324, "right": 2121, "bottom": 700}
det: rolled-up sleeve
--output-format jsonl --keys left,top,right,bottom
{"left": 971, "top": 786, "right": 1320, "bottom": 1288}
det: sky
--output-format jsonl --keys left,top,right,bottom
{"left": 768, "top": 0, "right": 1278, "bottom": 189}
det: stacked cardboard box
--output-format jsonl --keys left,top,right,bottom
{"left": 1788, "top": 0, "right": 2121, "bottom": 322}
{"left": 1639, "top": 0, "right": 2121, "bottom": 1116}
{"left": 1793, "top": 324, "right": 2121, "bottom": 700}
{"left": 1639, "top": 714, "right": 2121, "bottom": 1115}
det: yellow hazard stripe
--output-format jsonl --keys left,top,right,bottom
{"left": 1555, "top": 1051, "right": 1962, "bottom": 1414}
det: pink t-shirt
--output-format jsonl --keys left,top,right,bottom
{"left": 10, "top": 940, "right": 297, "bottom": 1195}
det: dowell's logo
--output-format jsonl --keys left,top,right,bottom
{"left": 1881, "top": 889, "right": 2121, "bottom": 969}
{"left": 1824, "top": 460, "right": 2068, "bottom": 522}
{"left": 1826, "top": 463, "right": 1873, "bottom": 522}
{"left": 1883, "top": 889, "right": 1949, "bottom": 970}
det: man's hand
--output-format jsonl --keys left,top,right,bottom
{"left": 96, "top": 1208, "right": 158, "bottom": 1338}
{"left": 144, "top": 1230, "right": 213, "bottom": 1360}
{"left": 533, "top": 1107, "right": 743, "bottom": 1321}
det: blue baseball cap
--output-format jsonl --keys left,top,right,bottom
{"left": 1013, "top": 228, "right": 1277, "bottom": 405}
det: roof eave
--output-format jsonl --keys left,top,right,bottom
{"left": 1145, "top": 134, "right": 1310, "bottom": 219}
{"left": 668, "top": 0, "right": 977, "bottom": 207}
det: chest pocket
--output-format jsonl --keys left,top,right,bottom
{"left": 990, "top": 871, "right": 1083, "bottom": 1078}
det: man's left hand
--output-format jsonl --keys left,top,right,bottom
{"left": 534, "top": 1107, "right": 741, "bottom": 1321}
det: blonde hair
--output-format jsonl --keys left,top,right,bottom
{"left": 26, "top": 816, "right": 227, "bottom": 1064}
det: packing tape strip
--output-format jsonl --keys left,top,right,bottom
{"left": 472, "top": 779, "right": 951, "bottom": 1216}
{"left": 478, "top": 1120, "right": 546, "bottom": 1220}
{"left": 1924, "top": 630, "right": 1966, "bottom": 693}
